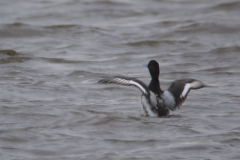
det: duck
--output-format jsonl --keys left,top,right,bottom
{"left": 98, "top": 60, "right": 205, "bottom": 117}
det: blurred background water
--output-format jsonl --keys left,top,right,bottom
{"left": 0, "top": 0, "right": 240, "bottom": 159}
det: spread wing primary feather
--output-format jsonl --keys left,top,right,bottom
{"left": 99, "top": 76, "right": 150, "bottom": 96}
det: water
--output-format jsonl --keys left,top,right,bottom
{"left": 0, "top": 0, "right": 240, "bottom": 159}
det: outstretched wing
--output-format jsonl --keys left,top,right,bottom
{"left": 99, "top": 76, "right": 160, "bottom": 117}
{"left": 98, "top": 76, "right": 150, "bottom": 96}
{"left": 162, "top": 79, "right": 205, "bottom": 111}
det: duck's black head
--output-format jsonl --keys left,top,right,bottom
{"left": 146, "top": 60, "right": 160, "bottom": 79}
{"left": 144, "top": 60, "right": 163, "bottom": 95}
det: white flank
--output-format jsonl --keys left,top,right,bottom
{"left": 141, "top": 96, "right": 158, "bottom": 117}
{"left": 150, "top": 91, "right": 157, "bottom": 107}
{"left": 162, "top": 91, "right": 176, "bottom": 111}
{"left": 129, "top": 80, "right": 147, "bottom": 94}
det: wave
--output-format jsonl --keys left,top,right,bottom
{"left": 0, "top": 23, "right": 45, "bottom": 38}
{"left": 210, "top": 1, "right": 240, "bottom": 11}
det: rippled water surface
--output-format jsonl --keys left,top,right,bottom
{"left": 1, "top": 0, "right": 240, "bottom": 159}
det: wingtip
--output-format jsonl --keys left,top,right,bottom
{"left": 98, "top": 79, "right": 104, "bottom": 84}
{"left": 98, "top": 78, "right": 111, "bottom": 84}
{"left": 202, "top": 83, "right": 218, "bottom": 88}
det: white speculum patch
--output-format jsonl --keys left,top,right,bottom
{"left": 181, "top": 83, "right": 191, "bottom": 99}
{"left": 181, "top": 81, "right": 202, "bottom": 99}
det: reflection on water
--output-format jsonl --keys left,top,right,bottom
{"left": 0, "top": 0, "right": 240, "bottom": 159}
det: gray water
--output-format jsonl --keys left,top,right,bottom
{"left": 0, "top": 0, "right": 240, "bottom": 159}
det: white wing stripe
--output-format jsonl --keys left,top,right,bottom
{"left": 129, "top": 80, "right": 147, "bottom": 94}
{"left": 181, "top": 81, "right": 202, "bottom": 98}
{"left": 181, "top": 83, "right": 191, "bottom": 99}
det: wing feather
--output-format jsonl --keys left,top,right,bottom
{"left": 99, "top": 76, "right": 150, "bottom": 96}
{"left": 165, "top": 79, "right": 205, "bottom": 110}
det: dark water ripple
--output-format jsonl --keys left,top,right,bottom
{"left": 211, "top": 1, "right": 240, "bottom": 11}
{"left": 0, "top": 0, "right": 240, "bottom": 159}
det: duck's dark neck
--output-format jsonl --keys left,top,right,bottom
{"left": 148, "top": 76, "right": 163, "bottom": 96}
